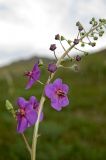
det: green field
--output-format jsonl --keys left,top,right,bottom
{"left": 0, "top": 50, "right": 106, "bottom": 160}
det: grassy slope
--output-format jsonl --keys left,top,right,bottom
{"left": 0, "top": 51, "right": 106, "bottom": 160}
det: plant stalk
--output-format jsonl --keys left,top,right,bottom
{"left": 31, "top": 22, "right": 103, "bottom": 160}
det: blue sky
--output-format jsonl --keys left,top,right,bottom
{"left": 0, "top": 0, "right": 106, "bottom": 66}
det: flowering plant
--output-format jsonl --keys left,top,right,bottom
{"left": 6, "top": 18, "right": 106, "bottom": 160}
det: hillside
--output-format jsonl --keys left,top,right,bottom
{"left": 0, "top": 50, "right": 106, "bottom": 160}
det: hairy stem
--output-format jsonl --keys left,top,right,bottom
{"left": 31, "top": 22, "right": 103, "bottom": 160}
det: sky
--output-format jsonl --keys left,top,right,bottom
{"left": 0, "top": 0, "right": 106, "bottom": 66}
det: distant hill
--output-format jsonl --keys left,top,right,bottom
{"left": 0, "top": 49, "right": 106, "bottom": 160}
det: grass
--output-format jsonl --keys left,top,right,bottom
{"left": 0, "top": 50, "right": 106, "bottom": 160}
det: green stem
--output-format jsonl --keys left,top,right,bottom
{"left": 22, "top": 133, "right": 31, "bottom": 155}
{"left": 59, "top": 40, "right": 71, "bottom": 58}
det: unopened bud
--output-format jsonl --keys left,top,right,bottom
{"left": 93, "top": 36, "right": 98, "bottom": 40}
{"left": 78, "top": 25, "right": 83, "bottom": 31}
{"left": 76, "top": 21, "right": 80, "bottom": 26}
{"left": 48, "top": 63, "right": 57, "bottom": 73}
{"left": 6, "top": 100, "right": 16, "bottom": 118}
{"left": 55, "top": 34, "right": 60, "bottom": 40}
{"left": 50, "top": 44, "right": 57, "bottom": 51}
{"left": 81, "top": 43, "right": 85, "bottom": 47}
{"left": 61, "top": 36, "right": 65, "bottom": 41}
{"left": 91, "top": 42, "right": 96, "bottom": 47}
{"left": 76, "top": 55, "right": 81, "bottom": 61}
{"left": 38, "top": 59, "right": 43, "bottom": 67}
{"left": 74, "top": 39, "right": 79, "bottom": 45}
{"left": 67, "top": 40, "right": 71, "bottom": 45}
{"left": 70, "top": 64, "right": 80, "bottom": 72}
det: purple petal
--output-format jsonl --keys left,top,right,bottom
{"left": 45, "top": 84, "right": 54, "bottom": 98}
{"left": 17, "top": 116, "right": 28, "bottom": 133}
{"left": 26, "top": 63, "right": 40, "bottom": 89}
{"left": 32, "top": 63, "right": 39, "bottom": 72}
{"left": 62, "top": 84, "right": 69, "bottom": 94}
{"left": 17, "top": 97, "right": 27, "bottom": 108}
{"left": 33, "top": 70, "right": 40, "bottom": 81}
{"left": 26, "top": 78, "right": 35, "bottom": 89}
{"left": 59, "top": 96, "right": 69, "bottom": 107}
{"left": 29, "top": 96, "right": 36, "bottom": 105}
{"left": 53, "top": 78, "right": 62, "bottom": 89}
{"left": 32, "top": 64, "right": 41, "bottom": 81}
{"left": 51, "top": 98, "right": 62, "bottom": 111}
{"left": 26, "top": 106, "right": 38, "bottom": 125}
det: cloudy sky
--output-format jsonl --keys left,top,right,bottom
{"left": 0, "top": 0, "right": 106, "bottom": 66}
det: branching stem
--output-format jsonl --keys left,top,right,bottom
{"left": 31, "top": 22, "right": 104, "bottom": 160}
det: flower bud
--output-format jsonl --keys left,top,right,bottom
{"left": 78, "top": 25, "right": 83, "bottom": 31}
{"left": 93, "top": 36, "right": 98, "bottom": 40}
{"left": 76, "top": 21, "right": 80, "bottom": 26}
{"left": 70, "top": 64, "right": 79, "bottom": 72}
{"left": 38, "top": 59, "right": 43, "bottom": 67}
{"left": 61, "top": 36, "right": 65, "bottom": 41}
{"left": 6, "top": 100, "right": 13, "bottom": 111}
{"left": 76, "top": 55, "right": 81, "bottom": 61}
{"left": 89, "top": 42, "right": 96, "bottom": 47}
{"left": 81, "top": 32, "right": 85, "bottom": 36}
{"left": 99, "top": 32, "right": 103, "bottom": 37}
{"left": 91, "top": 42, "right": 96, "bottom": 47}
{"left": 55, "top": 34, "right": 60, "bottom": 40}
{"left": 6, "top": 100, "right": 16, "bottom": 118}
{"left": 74, "top": 39, "right": 79, "bottom": 45}
{"left": 49, "top": 44, "right": 57, "bottom": 51}
{"left": 67, "top": 40, "right": 71, "bottom": 45}
{"left": 81, "top": 43, "right": 85, "bottom": 47}
{"left": 48, "top": 63, "right": 57, "bottom": 73}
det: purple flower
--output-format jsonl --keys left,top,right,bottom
{"left": 16, "top": 97, "right": 37, "bottom": 133}
{"left": 25, "top": 63, "right": 40, "bottom": 89}
{"left": 48, "top": 63, "right": 57, "bottom": 73}
{"left": 29, "top": 96, "right": 43, "bottom": 121}
{"left": 49, "top": 44, "right": 57, "bottom": 51}
{"left": 45, "top": 78, "right": 69, "bottom": 111}
{"left": 16, "top": 96, "right": 43, "bottom": 133}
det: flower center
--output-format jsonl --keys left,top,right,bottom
{"left": 20, "top": 109, "right": 25, "bottom": 116}
{"left": 56, "top": 89, "right": 65, "bottom": 97}
{"left": 24, "top": 71, "right": 33, "bottom": 78}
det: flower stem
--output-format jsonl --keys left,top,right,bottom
{"left": 31, "top": 22, "right": 103, "bottom": 160}
{"left": 21, "top": 133, "right": 31, "bottom": 155}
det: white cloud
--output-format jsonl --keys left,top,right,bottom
{"left": 0, "top": 0, "right": 106, "bottom": 66}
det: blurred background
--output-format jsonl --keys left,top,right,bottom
{"left": 0, "top": 0, "right": 106, "bottom": 160}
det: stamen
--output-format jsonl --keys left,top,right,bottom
{"left": 56, "top": 89, "right": 65, "bottom": 97}
{"left": 20, "top": 109, "right": 25, "bottom": 116}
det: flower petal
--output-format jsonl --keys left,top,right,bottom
{"left": 45, "top": 84, "right": 54, "bottom": 98}
{"left": 17, "top": 97, "right": 27, "bottom": 108}
{"left": 53, "top": 78, "right": 62, "bottom": 89}
{"left": 33, "top": 70, "right": 40, "bottom": 81}
{"left": 62, "top": 84, "right": 69, "bottom": 94}
{"left": 26, "top": 106, "right": 38, "bottom": 125}
{"left": 51, "top": 98, "right": 62, "bottom": 111}
{"left": 32, "top": 63, "right": 39, "bottom": 72}
{"left": 59, "top": 96, "right": 69, "bottom": 107}
{"left": 29, "top": 96, "right": 36, "bottom": 105}
{"left": 26, "top": 78, "right": 35, "bottom": 89}
{"left": 17, "top": 116, "right": 28, "bottom": 133}
{"left": 32, "top": 64, "right": 41, "bottom": 80}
